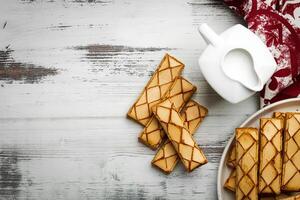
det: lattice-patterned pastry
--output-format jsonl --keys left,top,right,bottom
{"left": 138, "top": 77, "right": 196, "bottom": 149}
{"left": 236, "top": 128, "right": 259, "bottom": 200}
{"left": 151, "top": 100, "right": 208, "bottom": 173}
{"left": 282, "top": 113, "right": 300, "bottom": 191}
{"left": 274, "top": 112, "right": 286, "bottom": 121}
{"left": 223, "top": 112, "right": 287, "bottom": 194}
{"left": 227, "top": 144, "right": 236, "bottom": 168}
{"left": 224, "top": 169, "right": 236, "bottom": 192}
{"left": 224, "top": 137, "right": 237, "bottom": 193}
{"left": 181, "top": 100, "right": 208, "bottom": 133}
{"left": 259, "top": 118, "right": 284, "bottom": 195}
{"left": 152, "top": 99, "right": 208, "bottom": 172}
{"left": 127, "top": 54, "right": 184, "bottom": 125}
{"left": 224, "top": 138, "right": 236, "bottom": 193}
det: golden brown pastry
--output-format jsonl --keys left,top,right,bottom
{"left": 127, "top": 54, "right": 184, "bottom": 125}
{"left": 227, "top": 144, "right": 236, "bottom": 168}
{"left": 274, "top": 112, "right": 286, "bottom": 121}
{"left": 224, "top": 170, "right": 236, "bottom": 192}
{"left": 138, "top": 77, "right": 196, "bottom": 149}
{"left": 223, "top": 112, "right": 287, "bottom": 193}
{"left": 224, "top": 143, "right": 236, "bottom": 193}
{"left": 235, "top": 128, "right": 259, "bottom": 200}
{"left": 151, "top": 100, "right": 208, "bottom": 174}
{"left": 152, "top": 99, "right": 208, "bottom": 172}
{"left": 259, "top": 118, "right": 284, "bottom": 195}
{"left": 181, "top": 100, "right": 208, "bottom": 134}
{"left": 282, "top": 113, "right": 300, "bottom": 192}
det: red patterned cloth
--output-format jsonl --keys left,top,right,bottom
{"left": 223, "top": 0, "right": 300, "bottom": 107}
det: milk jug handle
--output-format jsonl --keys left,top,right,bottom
{"left": 198, "top": 23, "right": 222, "bottom": 47}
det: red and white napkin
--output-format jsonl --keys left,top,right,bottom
{"left": 223, "top": 0, "right": 300, "bottom": 107}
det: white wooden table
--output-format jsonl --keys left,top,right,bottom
{"left": 0, "top": 0, "right": 258, "bottom": 199}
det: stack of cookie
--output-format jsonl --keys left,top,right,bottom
{"left": 127, "top": 54, "right": 209, "bottom": 174}
{"left": 224, "top": 112, "right": 300, "bottom": 200}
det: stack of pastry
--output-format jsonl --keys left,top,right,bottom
{"left": 224, "top": 112, "right": 300, "bottom": 200}
{"left": 127, "top": 54, "right": 209, "bottom": 174}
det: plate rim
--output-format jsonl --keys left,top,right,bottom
{"left": 217, "top": 97, "right": 300, "bottom": 200}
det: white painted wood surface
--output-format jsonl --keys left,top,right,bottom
{"left": 0, "top": 0, "right": 258, "bottom": 199}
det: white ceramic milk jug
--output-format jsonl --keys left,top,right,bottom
{"left": 198, "top": 23, "right": 277, "bottom": 103}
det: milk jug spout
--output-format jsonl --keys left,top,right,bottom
{"left": 198, "top": 23, "right": 222, "bottom": 47}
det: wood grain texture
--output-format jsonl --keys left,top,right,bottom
{"left": 0, "top": 0, "right": 257, "bottom": 199}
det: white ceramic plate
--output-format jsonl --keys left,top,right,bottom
{"left": 217, "top": 98, "right": 300, "bottom": 200}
